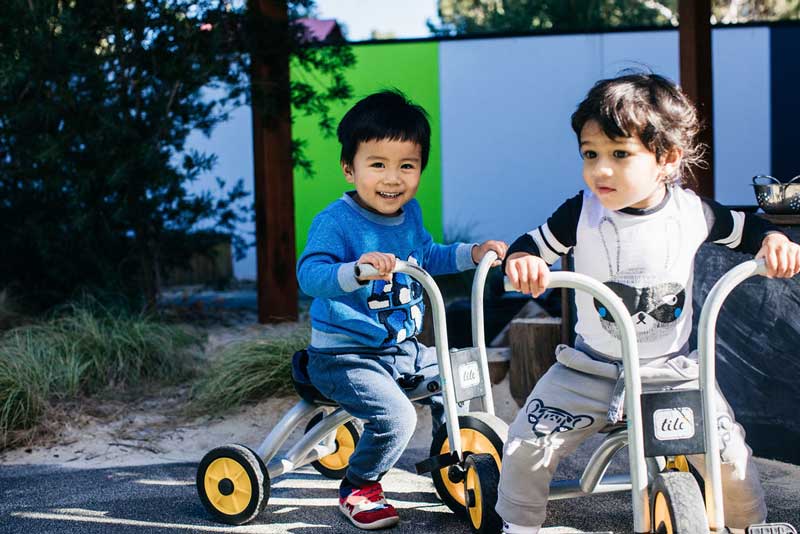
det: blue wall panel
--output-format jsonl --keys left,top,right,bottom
{"left": 771, "top": 26, "right": 800, "bottom": 182}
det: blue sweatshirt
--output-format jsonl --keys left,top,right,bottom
{"left": 297, "top": 192, "right": 476, "bottom": 349}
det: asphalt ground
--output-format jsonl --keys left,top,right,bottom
{"left": 2, "top": 439, "right": 798, "bottom": 534}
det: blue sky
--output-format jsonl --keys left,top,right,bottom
{"left": 314, "top": 0, "right": 440, "bottom": 41}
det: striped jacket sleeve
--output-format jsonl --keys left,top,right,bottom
{"left": 701, "top": 197, "right": 784, "bottom": 254}
{"left": 506, "top": 193, "right": 583, "bottom": 266}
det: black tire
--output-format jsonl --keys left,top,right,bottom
{"left": 667, "top": 455, "right": 706, "bottom": 502}
{"left": 651, "top": 471, "right": 709, "bottom": 534}
{"left": 464, "top": 453, "right": 503, "bottom": 534}
{"left": 196, "top": 444, "right": 270, "bottom": 525}
{"left": 305, "top": 412, "right": 361, "bottom": 479}
{"left": 664, "top": 454, "right": 706, "bottom": 503}
{"left": 430, "top": 413, "right": 508, "bottom": 517}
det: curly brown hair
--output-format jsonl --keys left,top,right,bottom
{"left": 571, "top": 72, "right": 706, "bottom": 187}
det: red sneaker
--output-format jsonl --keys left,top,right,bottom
{"left": 339, "top": 482, "right": 400, "bottom": 530}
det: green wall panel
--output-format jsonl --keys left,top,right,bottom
{"left": 292, "top": 41, "right": 441, "bottom": 258}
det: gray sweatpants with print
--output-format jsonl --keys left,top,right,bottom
{"left": 496, "top": 347, "right": 767, "bottom": 529}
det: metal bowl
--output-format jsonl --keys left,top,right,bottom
{"left": 751, "top": 175, "right": 800, "bottom": 214}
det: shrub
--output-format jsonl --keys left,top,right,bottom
{"left": 0, "top": 305, "right": 199, "bottom": 448}
{"left": 191, "top": 332, "right": 309, "bottom": 413}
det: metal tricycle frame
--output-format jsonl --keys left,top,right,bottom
{"left": 495, "top": 251, "right": 650, "bottom": 531}
{"left": 491, "top": 257, "right": 797, "bottom": 534}
{"left": 197, "top": 255, "right": 510, "bottom": 526}
{"left": 696, "top": 258, "right": 798, "bottom": 533}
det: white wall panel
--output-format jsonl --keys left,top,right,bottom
{"left": 440, "top": 31, "right": 687, "bottom": 245}
{"left": 193, "top": 28, "right": 772, "bottom": 279}
{"left": 712, "top": 27, "right": 771, "bottom": 206}
{"left": 439, "top": 28, "right": 771, "bottom": 245}
{"left": 601, "top": 30, "right": 679, "bottom": 80}
{"left": 439, "top": 35, "right": 599, "bottom": 244}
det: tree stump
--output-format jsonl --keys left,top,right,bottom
{"left": 486, "top": 347, "right": 511, "bottom": 385}
{"left": 508, "top": 317, "right": 561, "bottom": 407}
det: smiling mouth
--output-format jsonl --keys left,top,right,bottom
{"left": 378, "top": 192, "right": 402, "bottom": 199}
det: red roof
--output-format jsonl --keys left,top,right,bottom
{"left": 297, "top": 18, "right": 343, "bottom": 43}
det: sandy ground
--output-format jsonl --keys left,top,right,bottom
{"left": 0, "top": 303, "right": 517, "bottom": 469}
{"left": 0, "top": 371, "right": 522, "bottom": 469}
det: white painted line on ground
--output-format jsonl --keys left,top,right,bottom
{"left": 271, "top": 478, "right": 339, "bottom": 489}
{"left": 135, "top": 478, "right": 194, "bottom": 486}
{"left": 52, "top": 508, "right": 110, "bottom": 517}
{"left": 10, "top": 511, "right": 328, "bottom": 533}
{"left": 265, "top": 497, "right": 449, "bottom": 512}
{"left": 271, "top": 507, "right": 299, "bottom": 514}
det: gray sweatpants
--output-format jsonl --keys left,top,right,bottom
{"left": 496, "top": 347, "right": 767, "bottom": 529}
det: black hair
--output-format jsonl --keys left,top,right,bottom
{"left": 571, "top": 72, "right": 706, "bottom": 187}
{"left": 337, "top": 90, "right": 431, "bottom": 171}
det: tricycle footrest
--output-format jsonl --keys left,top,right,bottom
{"left": 415, "top": 451, "right": 459, "bottom": 475}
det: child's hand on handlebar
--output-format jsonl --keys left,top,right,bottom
{"left": 471, "top": 240, "right": 509, "bottom": 266}
{"left": 357, "top": 252, "right": 396, "bottom": 281}
{"left": 756, "top": 233, "right": 800, "bottom": 278}
{"left": 505, "top": 252, "right": 550, "bottom": 297}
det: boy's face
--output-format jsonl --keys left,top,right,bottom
{"left": 342, "top": 139, "right": 422, "bottom": 216}
{"left": 579, "top": 120, "right": 680, "bottom": 211}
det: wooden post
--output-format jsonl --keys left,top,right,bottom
{"left": 679, "top": 0, "right": 714, "bottom": 199}
{"left": 508, "top": 318, "right": 561, "bottom": 407}
{"left": 250, "top": 0, "right": 298, "bottom": 323}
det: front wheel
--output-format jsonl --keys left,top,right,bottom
{"left": 196, "top": 444, "right": 270, "bottom": 525}
{"left": 430, "top": 413, "right": 507, "bottom": 517}
{"left": 665, "top": 455, "right": 706, "bottom": 501}
{"left": 464, "top": 453, "right": 503, "bottom": 534}
{"left": 651, "top": 471, "right": 708, "bottom": 534}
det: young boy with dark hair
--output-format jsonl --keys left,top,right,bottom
{"left": 499, "top": 73, "right": 800, "bottom": 534}
{"left": 297, "top": 90, "right": 507, "bottom": 530}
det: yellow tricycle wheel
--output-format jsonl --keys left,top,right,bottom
{"left": 196, "top": 444, "right": 270, "bottom": 525}
{"left": 665, "top": 454, "right": 706, "bottom": 501}
{"left": 464, "top": 453, "right": 503, "bottom": 534}
{"left": 651, "top": 472, "right": 708, "bottom": 534}
{"left": 430, "top": 413, "right": 507, "bottom": 517}
{"left": 305, "top": 412, "right": 361, "bottom": 479}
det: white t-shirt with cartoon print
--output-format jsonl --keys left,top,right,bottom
{"left": 507, "top": 186, "right": 778, "bottom": 360}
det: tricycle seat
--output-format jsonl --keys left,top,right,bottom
{"left": 291, "top": 349, "right": 339, "bottom": 406}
